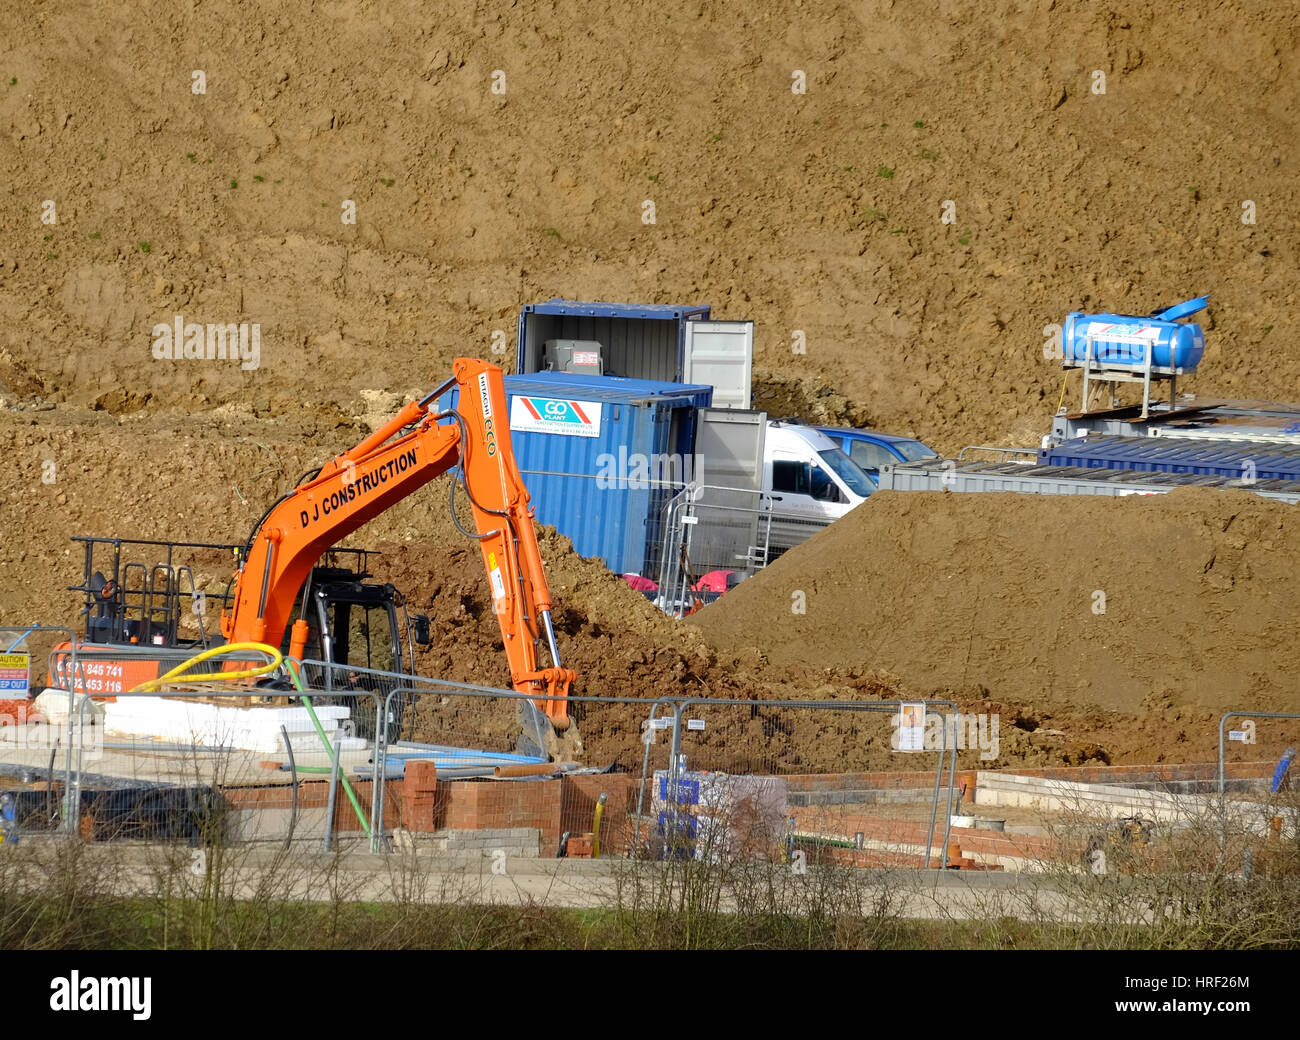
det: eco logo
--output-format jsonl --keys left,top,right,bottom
{"left": 478, "top": 372, "right": 498, "bottom": 457}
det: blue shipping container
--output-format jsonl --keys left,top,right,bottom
{"left": 1042, "top": 435, "right": 1300, "bottom": 481}
{"left": 438, "top": 372, "right": 713, "bottom": 576}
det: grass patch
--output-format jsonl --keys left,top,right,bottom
{"left": 0, "top": 891, "right": 1195, "bottom": 951}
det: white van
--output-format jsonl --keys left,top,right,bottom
{"left": 684, "top": 411, "right": 876, "bottom": 574}
{"left": 762, "top": 421, "right": 875, "bottom": 551}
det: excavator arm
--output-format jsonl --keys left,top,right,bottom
{"left": 220, "top": 358, "right": 575, "bottom": 728}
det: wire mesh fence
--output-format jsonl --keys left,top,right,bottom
{"left": 358, "top": 676, "right": 962, "bottom": 868}
{"left": 652, "top": 485, "right": 834, "bottom": 618}
{"left": 647, "top": 698, "right": 959, "bottom": 869}
{"left": 0, "top": 639, "right": 387, "bottom": 850}
{"left": 8, "top": 564, "right": 1299, "bottom": 898}
{"left": 1217, "top": 710, "right": 1300, "bottom": 859}
{"left": 6, "top": 640, "right": 1298, "bottom": 887}
{"left": 0, "top": 640, "right": 971, "bottom": 868}
{"left": 46, "top": 646, "right": 1300, "bottom": 883}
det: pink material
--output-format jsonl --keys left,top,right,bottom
{"left": 622, "top": 573, "right": 658, "bottom": 592}
{"left": 693, "top": 569, "right": 734, "bottom": 593}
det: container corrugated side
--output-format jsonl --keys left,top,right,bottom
{"left": 1043, "top": 435, "right": 1300, "bottom": 481}
{"left": 877, "top": 460, "right": 1300, "bottom": 503}
{"left": 437, "top": 374, "right": 712, "bottom": 575}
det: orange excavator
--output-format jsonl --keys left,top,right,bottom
{"left": 54, "top": 358, "right": 575, "bottom": 738}
{"left": 221, "top": 357, "right": 574, "bottom": 729}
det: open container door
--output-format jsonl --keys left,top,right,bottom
{"left": 683, "top": 320, "right": 754, "bottom": 410}
{"left": 657, "top": 409, "right": 769, "bottom": 612}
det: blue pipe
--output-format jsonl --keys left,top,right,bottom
{"left": 1270, "top": 748, "right": 1296, "bottom": 794}
{"left": 391, "top": 741, "right": 540, "bottom": 763}
{"left": 4, "top": 627, "right": 37, "bottom": 653}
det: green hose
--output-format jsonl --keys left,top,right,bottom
{"left": 286, "top": 661, "right": 371, "bottom": 838}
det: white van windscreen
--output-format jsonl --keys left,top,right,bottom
{"left": 818, "top": 449, "right": 874, "bottom": 498}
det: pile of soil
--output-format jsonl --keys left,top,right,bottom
{"left": 690, "top": 487, "right": 1300, "bottom": 716}
{"left": 2, "top": 2, "right": 1299, "bottom": 453}
{"left": 4, "top": 3, "right": 1299, "bottom": 772}
{"left": 371, "top": 534, "right": 904, "bottom": 770}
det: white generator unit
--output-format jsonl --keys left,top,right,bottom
{"left": 543, "top": 339, "right": 604, "bottom": 375}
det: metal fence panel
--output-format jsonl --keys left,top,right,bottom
{"left": 653, "top": 484, "right": 834, "bottom": 618}
{"left": 658, "top": 699, "right": 958, "bottom": 869}
{"left": 0, "top": 638, "right": 977, "bottom": 874}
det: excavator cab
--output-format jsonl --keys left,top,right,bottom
{"left": 63, "top": 537, "right": 430, "bottom": 741}
{"left": 284, "top": 550, "right": 430, "bottom": 740}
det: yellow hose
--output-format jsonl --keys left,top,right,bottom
{"left": 129, "top": 645, "right": 373, "bottom": 839}
{"left": 591, "top": 792, "right": 608, "bottom": 859}
{"left": 130, "top": 641, "right": 283, "bottom": 692}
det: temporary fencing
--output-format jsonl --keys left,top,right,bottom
{"left": 2, "top": 643, "right": 970, "bottom": 869}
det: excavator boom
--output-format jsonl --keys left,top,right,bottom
{"left": 220, "top": 358, "right": 574, "bottom": 728}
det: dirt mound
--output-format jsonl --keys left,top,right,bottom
{"left": 5, "top": 2, "right": 1300, "bottom": 771}
{"left": 690, "top": 487, "right": 1300, "bottom": 715}
{"left": 374, "top": 513, "right": 1300, "bottom": 773}
{"left": 5, "top": 404, "right": 1292, "bottom": 770}
{"left": 370, "top": 535, "right": 908, "bottom": 769}
{"left": 3, "top": 3, "right": 1299, "bottom": 452}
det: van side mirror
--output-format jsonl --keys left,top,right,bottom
{"left": 411, "top": 614, "right": 431, "bottom": 646}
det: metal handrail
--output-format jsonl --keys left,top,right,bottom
{"left": 957, "top": 445, "right": 1039, "bottom": 463}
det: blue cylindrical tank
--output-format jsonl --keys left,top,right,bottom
{"left": 1063, "top": 311, "right": 1205, "bottom": 371}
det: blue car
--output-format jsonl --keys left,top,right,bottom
{"left": 814, "top": 427, "right": 940, "bottom": 491}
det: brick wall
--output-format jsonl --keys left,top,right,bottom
{"left": 223, "top": 778, "right": 400, "bottom": 832}
{"left": 390, "top": 772, "right": 645, "bottom": 856}
{"left": 560, "top": 774, "right": 643, "bottom": 856}
{"left": 430, "top": 778, "right": 564, "bottom": 852}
